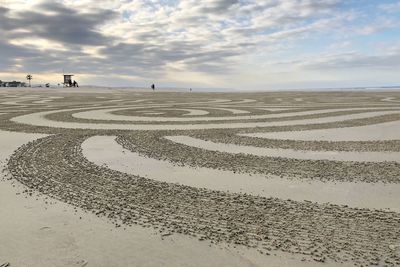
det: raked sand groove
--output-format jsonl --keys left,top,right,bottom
{"left": 243, "top": 120, "right": 400, "bottom": 141}
{"left": 7, "top": 133, "right": 400, "bottom": 266}
{"left": 117, "top": 132, "right": 400, "bottom": 183}
{"left": 165, "top": 135, "right": 400, "bottom": 162}
{"left": 11, "top": 108, "right": 400, "bottom": 130}
{"left": 1, "top": 88, "right": 400, "bottom": 266}
{"left": 84, "top": 135, "right": 400, "bottom": 211}
{"left": 72, "top": 106, "right": 400, "bottom": 122}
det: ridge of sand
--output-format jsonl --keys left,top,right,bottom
{"left": 165, "top": 135, "right": 400, "bottom": 162}
{"left": 83, "top": 135, "right": 400, "bottom": 211}
{"left": 11, "top": 108, "right": 400, "bottom": 130}
{"left": 1, "top": 130, "right": 327, "bottom": 267}
{"left": 243, "top": 120, "right": 400, "bottom": 141}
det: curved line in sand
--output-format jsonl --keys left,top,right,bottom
{"left": 72, "top": 107, "right": 399, "bottom": 122}
{"left": 200, "top": 107, "right": 250, "bottom": 114}
{"left": 242, "top": 120, "right": 400, "bottom": 141}
{"left": 132, "top": 108, "right": 210, "bottom": 116}
{"left": 82, "top": 136, "right": 400, "bottom": 211}
{"left": 32, "top": 96, "right": 64, "bottom": 104}
{"left": 255, "top": 107, "right": 293, "bottom": 112}
{"left": 381, "top": 97, "right": 400, "bottom": 103}
{"left": 217, "top": 99, "right": 257, "bottom": 105}
{"left": 11, "top": 109, "right": 400, "bottom": 130}
{"left": 168, "top": 108, "right": 209, "bottom": 116}
{"left": 165, "top": 135, "right": 400, "bottom": 162}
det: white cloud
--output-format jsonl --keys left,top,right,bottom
{"left": 1, "top": 0, "right": 399, "bottom": 89}
{"left": 355, "top": 18, "right": 399, "bottom": 35}
{"left": 380, "top": 1, "right": 400, "bottom": 13}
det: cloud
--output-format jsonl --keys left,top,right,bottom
{"left": 0, "top": 0, "right": 399, "bottom": 88}
{"left": 355, "top": 18, "right": 399, "bottom": 35}
{"left": 380, "top": 1, "right": 400, "bottom": 13}
{"left": 0, "top": 1, "right": 116, "bottom": 45}
{"left": 295, "top": 49, "right": 400, "bottom": 70}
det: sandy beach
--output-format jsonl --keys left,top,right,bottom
{"left": 1, "top": 88, "right": 400, "bottom": 267}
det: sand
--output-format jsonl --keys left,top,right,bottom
{"left": 244, "top": 120, "right": 400, "bottom": 141}
{"left": 1, "top": 88, "right": 400, "bottom": 266}
{"left": 73, "top": 107, "right": 400, "bottom": 122}
{"left": 83, "top": 135, "right": 400, "bottom": 211}
{"left": 11, "top": 107, "right": 400, "bottom": 130}
{"left": 165, "top": 135, "right": 400, "bottom": 162}
{"left": 0, "top": 130, "right": 332, "bottom": 267}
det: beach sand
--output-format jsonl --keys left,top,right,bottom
{"left": 1, "top": 87, "right": 399, "bottom": 266}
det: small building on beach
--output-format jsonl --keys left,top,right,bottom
{"left": 63, "top": 74, "right": 74, "bottom": 87}
{"left": 0, "top": 80, "right": 26, "bottom": 87}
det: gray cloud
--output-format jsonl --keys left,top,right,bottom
{"left": 0, "top": 1, "right": 116, "bottom": 45}
{"left": 3, "top": 0, "right": 396, "bottom": 88}
{"left": 197, "top": 0, "right": 240, "bottom": 14}
{"left": 98, "top": 40, "right": 241, "bottom": 76}
{"left": 298, "top": 51, "right": 400, "bottom": 70}
{"left": 0, "top": 0, "right": 245, "bottom": 78}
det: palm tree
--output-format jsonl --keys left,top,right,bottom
{"left": 26, "top": 74, "right": 32, "bottom": 87}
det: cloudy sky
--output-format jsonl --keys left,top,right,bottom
{"left": 0, "top": 0, "right": 400, "bottom": 90}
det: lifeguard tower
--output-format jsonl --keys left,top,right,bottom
{"left": 63, "top": 74, "right": 74, "bottom": 87}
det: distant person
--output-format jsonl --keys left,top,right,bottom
{"left": 68, "top": 79, "right": 72, "bottom": 87}
{"left": 73, "top": 80, "right": 79, "bottom": 87}
{"left": 151, "top": 84, "right": 155, "bottom": 91}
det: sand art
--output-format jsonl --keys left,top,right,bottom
{"left": 1, "top": 88, "right": 400, "bottom": 266}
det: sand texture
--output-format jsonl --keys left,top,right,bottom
{"left": 1, "top": 88, "right": 400, "bottom": 267}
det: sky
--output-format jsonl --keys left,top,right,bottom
{"left": 0, "top": 0, "right": 400, "bottom": 90}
